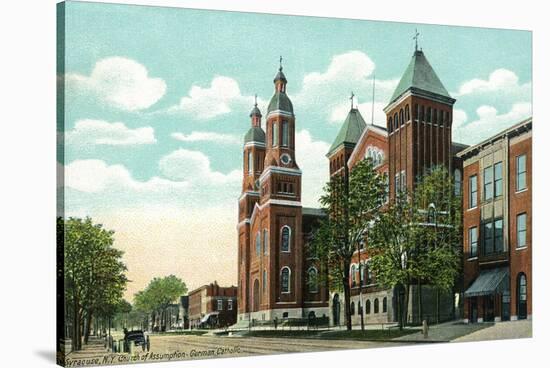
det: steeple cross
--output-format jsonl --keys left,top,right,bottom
{"left": 350, "top": 91, "right": 355, "bottom": 109}
{"left": 279, "top": 55, "right": 283, "bottom": 71}
{"left": 413, "top": 29, "right": 420, "bottom": 52}
{"left": 254, "top": 93, "right": 258, "bottom": 106}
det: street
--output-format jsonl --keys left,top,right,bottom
{"left": 63, "top": 334, "right": 403, "bottom": 366}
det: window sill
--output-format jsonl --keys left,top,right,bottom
{"left": 467, "top": 206, "right": 478, "bottom": 212}
{"left": 515, "top": 188, "right": 528, "bottom": 194}
{"left": 515, "top": 246, "right": 528, "bottom": 251}
{"left": 281, "top": 250, "right": 291, "bottom": 254}
{"left": 467, "top": 256, "right": 478, "bottom": 261}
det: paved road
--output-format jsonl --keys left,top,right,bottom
{"left": 64, "top": 334, "right": 403, "bottom": 366}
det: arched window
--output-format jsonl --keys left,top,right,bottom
{"left": 399, "top": 109, "right": 404, "bottom": 126}
{"left": 377, "top": 152, "right": 383, "bottom": 166}
{"left": 248, "top": 151, "right": 253, "bottom": 174}
{"left": 366, "top": 262, "right": 373, "bottom": 284}
{"left": 389, "top": 117, "right": 393, "bottom": 132}
{"left": 445, "top": 111, "right": 450, "bottom": 126}
{"left": 263, "top": 229, "right": 269, "bottom": 255}
{"left": 281, "top": 226, "right": 291, "bottom": 252}
{"left": 350, "top": 264, "right": 357, "bottom": 287}
{"left": 281, "top": 267, "right": 291, "bottom": 293}
{"left": 281, "top": 120, "right": 289, "bottom": 147}
{"left": 517, "top": 273, "right": 527, "bottom": 319}
{"left": 420, "top": 105, "right": 425, "bottom": 121}
{"left": 263, "top": 269, "right": 267, "bottom": 292}
{"left": 359, "top": 263, "right": 365, "bottom": 285}
{"left": 308, "top": 267, "right": 319, "bottom": 293}
{"left": 255, "top": 232, "right": 261, "bottom": 256}
{"left": 350, "top": 301, "right": 355, "bottom": 315}
{"left": 394, "top": 113, "right": 398, "bottom": 128}
{"left": 427, "top": 107, "right": 432, "bottom": 123}
{"left": 374, "top": 298, "right": 379, "bottom": 313}
{"left": 272, "top": 122, "right": 278, "bottom": 146}
{"left": 366, "top": 299, "right": 371, "bottom": 314}
{"left": 383, "top": 297, "right": 387, "bottom": 313}
{"left": 433, "top": 109, "right": 438, "bottom": 125}
{"left": 454, "top": 169, "right": 462, "bottom": 196}
{"left": 405, "top": 105, "right": 410, "bottom": 121}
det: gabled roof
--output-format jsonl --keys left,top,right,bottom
{"left": 389, "top": 50, "right": 451, "bottom": 105}
{"left": 327, "top": 108, "right": 367, "bottom": 157}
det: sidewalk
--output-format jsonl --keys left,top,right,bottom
{"left": 392, "top": 321, "right": 493, "bottom": 343}
{"left": 453, "top": 319, "right": 532, "bottom": 342}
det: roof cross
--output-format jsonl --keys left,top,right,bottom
{"left": 413, "top": 29, "right": 420, "bottom": 52}
{"left": 279, "top": 55, "right": 283, "bottom": 71}
{"left": 350, "top": 91, "right": 355, "bottom": 109}
{"left": 254, "top": 93, "right": 258, "bottom": 107}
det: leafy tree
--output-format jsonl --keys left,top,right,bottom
{"left": 412, "top": 166, "right": 462, "bottom": 322}
{"left": 311, "top": 158, "right": 386, "bottom": 330}
{"left": 134, "top": 275, "right": 187, "bottom": 332}
{"left": 62, "top": 217, "right": 128, "bottom": 350}
{"left": 367, "top": 166, "right": 461, "bottom": 328}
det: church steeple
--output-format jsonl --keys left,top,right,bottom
{"left": 273, "top": 56, "right": 287, "bottom": 93}
{"left": 249, "top": 94, "right": 262, "bottom": 128}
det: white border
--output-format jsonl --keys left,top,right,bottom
{"left": 2, "top": 1, "right": 548, "bottom": 368}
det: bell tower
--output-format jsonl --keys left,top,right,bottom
{"left": 383, "top": 40, "right": 456, "bottom": 200}
{"left": 237, "top": 98, "right": 265, "bottom": 317}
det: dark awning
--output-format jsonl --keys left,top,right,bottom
{"left": 464, "top": 267, "right": 509, "bottom": 297}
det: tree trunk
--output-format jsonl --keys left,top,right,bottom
{"left": 342, "top": 264, "right": 352, "bottom": 331}
{"left": 403, "top": 282, "right": 410, "bottom": 329}
{"left": 418, "top": 280, "right": 423, "bottom": 325}
{"left": 436, "top": 288, "right": 440, "bottom": 324}
{"left": 396, "top": 287, "right": 403, "bottom": 330}
{"left": 83, "top": 310, "right": 93, "bottom": 344}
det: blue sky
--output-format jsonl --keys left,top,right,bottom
{"left": 59, "top": 1, "right": 532, "bottom": 298}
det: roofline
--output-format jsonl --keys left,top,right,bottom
{"left": 326, "top": 141, "right": 357, "bottom": 158}
{"left": 346, "top": 124, "right": 388, "bottom": 166}
{"left": 384, "top": 88, "right": 456, "bottom": 113}
{"left": 457, "top": 117, "right": 532, "bottom": 159}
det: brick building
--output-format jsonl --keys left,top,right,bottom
{"left": 237, "top": 62, "right": 329, "bottom": 323}
{"left": 188, "top": 282, "right": 237, "bottom": 329}
{"left": 458, "top": 118, "right": 532, "bottom": 322}
{"left": 237, "top": 48, "right": 532, "bottom": 327}
{"left": 325, "top": 48, "right": 466, "bottom": 326}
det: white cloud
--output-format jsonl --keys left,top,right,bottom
{"left": 169, "top": 76, "right": 263, "bottom": 120}
{"left": 159, "top": 148, "right": 241, "bottom": 185}
{"left": 66, "top": 119, "right": 156, "bottom": 146}
{"left": 455, "top": 68, "right": 531, "bottom": 99}
{"left": 293, "top": 50, "right": 398, "bottom": 125}
{"left": 66, "top": 57, "right": 166, "bottom": 111}
{"left": 330, "top": 101, "right": 387, "bottom": 126}
{"left": 452, "top": 109, "right": 469, "bottom": 129}
{"left": 171, "top": 131, "right": 241, "bottom": 145}
{"left": 65, "top": 159, "right": 189, "bottom": 194}
{"left": 453, "top": 102, "right": 531, "bottom": 144}
{"left": 295, "top": 130, "right": 330, "bottom": 208}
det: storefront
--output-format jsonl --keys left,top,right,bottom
{"left": 464, "top": 267, "right": 509, "bottom": 323}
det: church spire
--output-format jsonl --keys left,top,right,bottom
{"left": 249, "top": 94, "right": 262, "bottom": 127}
{"left": 273, "top": 56, "right": 287, "bottom": 92}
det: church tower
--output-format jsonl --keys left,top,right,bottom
{"left": 237, "top": 98, "right": 265, "bottom": 317}
{"left": 383, "top": 44, "right": 456, "bottom": 200}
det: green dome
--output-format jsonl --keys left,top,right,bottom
{"left": 244, "top": 126, "right": 265, "bottom": 144}
{"left": 267, "top": 91, "right": 294, "bottom": 115}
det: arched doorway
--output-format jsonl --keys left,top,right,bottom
{"left": 332, "top": 294, "right": 340, "bottom": 326}
{"left": 517, "top": 273, "right": 527, "bottom": 319}
{"left": 253, "top": 279, "right": 260, "bottom": 312}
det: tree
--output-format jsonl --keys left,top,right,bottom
{"left": 62, "top": 217, "right": 128, "bottom": 350}
{"left": 368, "top": 166, "right": 461, "bottom": 329}
{"left": 134, "top": 275, "right": 187, "bottom": 332}
{"left": 311, "top": 158, "right": 386, "bottom": 330}
{"left": 413, "top": 166, "right": 462, "bottom": 323}
{"left": 367, "top": 190, "right": 421, "bottom": 329}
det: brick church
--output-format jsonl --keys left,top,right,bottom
{"left": 237, "top": 47, "right": 532, "bottom": 325}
